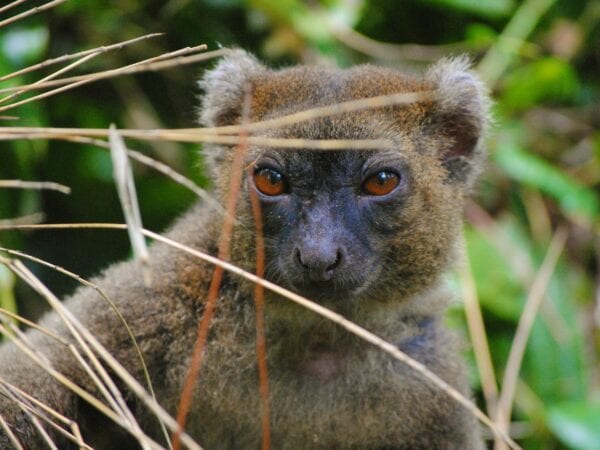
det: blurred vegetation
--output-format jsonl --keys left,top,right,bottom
{"left": 0, "top": 0, "right": 599, "bottom": 449}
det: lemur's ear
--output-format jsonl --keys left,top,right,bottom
{"left": 199, "top": 49, "right": 266, "bottom": 127}
{"left": 424, "top": 57, "right": 491, "bottom": 183}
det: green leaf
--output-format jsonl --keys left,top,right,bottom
{"left": 548, "top": 402, "right": 600, "bottom": 450}
{"left": 494, "top": 136, "right": 600, "bottom": 224}
{"left": 464, "top": 23, "right": 497, "bottom": 47}
{"left": 425, "top": 0, "right": 515, "bottom": 18}
{"left": 79, "top": 147, "right": 114, "bottom": 182}
{"left": 464, "top": 225, "right": 524, "bottom": 320}
{"left": 525, "top": 272, "right": 587, "bottom": 404}
{"left": 501, "top": 58, "right": 580, "bottom": 112}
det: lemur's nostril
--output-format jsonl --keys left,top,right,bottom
{"left": 326, "top": 250, "right": 343, "bottom": 273}
{"left": 295, "top": 248, "right": 308, "bottom": 269}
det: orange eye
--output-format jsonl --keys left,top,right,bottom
{"left": 254, "top": 168, "right": 287, "bottom": 196}
{"left": 362, "top": 171, "right": 400, "bottom": 196}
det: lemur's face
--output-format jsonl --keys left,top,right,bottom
{"left": 250, "top": 149, "right": 405, "bottom": 302}
{"left": 244, "top": 118, "right": 459, "bottom": 305}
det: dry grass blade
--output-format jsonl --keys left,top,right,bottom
{"left": 8, "top": 260, "right": 204, "bottom": 450}
{"left": 0, "top": 212, "right": 45, "bottom": 227}
{"left": 3, "top": 260, "right": 129, "bottom": 422}
{"left": 459, "top": 237, "right": 499, "bottom": 416}
{"left": 332, "top": 25, "right": 465, "bottom": 62}
{"left": 4, "top": 259, "right": 145, "bottom": 436}
{"left": 0, "top": 244, "right": 164, "bottom": 444}
{"left": 0, "top": 256, "right": 184, "bottom": 450}
{"left": 125, "top": 148, "right": 212, "bottom": 203}
{"left": 0, "top": 128, "right": 395, "bottom": 150}
{"left": 205, "top": 91, "right": 432, "bottom": 135}
{"left": 124, "top": 44, "right": 209, "bottom": 68}
{"left": 2, "top": 320, "right": 33, "bottom": 351}
{"left": 56, "top": 309, "right": 204, "bottom": 450}
{"left": 0, "top": 222, "right": 521, "bottom": 450}
{"left": 0, "top": 412, "right": 24, "bottom": 450}
{"left": 493, "top": 226, "right": 568, "bottom": 450}
{"left": 69, "top": 350, "right": 134, "bottom": 434}
{"left": 18, "top": 401, "right": 59, "bottom": 450}
{"left": 0, "top": 325, "right": 105, "bottom": 449}
{"left": 0, "top": 179, "right": 70, "bottom": 194}
{"left": 0, "top": 0, "right": 29, "bottom": 16}
{"left": 0, "top": 33, "right": 164, "bottom": 82}
{"left": 0, "top": 379, "right": 90, "bottom": 449}
{"left": 0, "top": 306, "right": 67, "bottom": 344}
{"left": 0, "top": 46, "right": 216, "bottom": 99}
{"left": 197, "top": 135, "right": 392, "bottom": 150}
{"left": 4, "top": 261, "right": 202, "bottom": 449}
{"left": 2, "top": 377, "right": 60, "bottom": 449}
{"left": 2, "top": 380, "right": 87, "bottom": 443}
{"left": 0, "top": 0, "right": 67, "bottom": 29}
{"left": 0, "top": 44, "right": 209, "bottom": 95}
{"left": 109, "top": 125, "right": 151, "bottom": 285}
{"left": 0, "top": 47, "right": 220, "bottom": 113}
{"left": 521, "top": 189, "right": 552, "bottom": 244}
{"left": 0, "top": 52, "right": 102, "bottom": 105}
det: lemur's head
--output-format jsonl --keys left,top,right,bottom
{"left": 199, "top": 50, "right": 490, "bottom": 306}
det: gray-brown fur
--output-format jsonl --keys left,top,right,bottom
{"left": 0, "top": 50, "right": 490, "bottom": 449}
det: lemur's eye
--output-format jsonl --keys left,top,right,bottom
{"left": 254, "top": 167, "right": 287, "bottom": 196}
{"left": 362, "top": 171, "right": 400, "bottom": 196}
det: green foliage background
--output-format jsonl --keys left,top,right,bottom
{"left": 0, "top": 0, "right": 599, "bottom": 448}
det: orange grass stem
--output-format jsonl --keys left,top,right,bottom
{"left": 171, "top": 135, "right": 248, "bottom": 450}
{"left": 248, "top": 168, "right": 271, "bottom": 450}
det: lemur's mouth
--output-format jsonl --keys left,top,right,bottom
{"left": 299, "top": 262, "right": 383, "bottom": 300}
{"left": 290, "top": 278, "right": 366, "bottom": 303}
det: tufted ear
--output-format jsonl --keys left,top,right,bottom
{"left": 424, "top": 57, "right": 491, "bottom": 184}
{"left": 198, "top": 49, "right": 266, "bottom": 127}
{"left": 198, "top": 50, "right": 266, "bottom": 185}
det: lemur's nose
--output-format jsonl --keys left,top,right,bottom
{"left": 294, "top": 246, "right": 344, "bottom": 282}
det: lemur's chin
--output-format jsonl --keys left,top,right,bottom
{"left": 290, "top": 281, "right": 363, "bottom": 303}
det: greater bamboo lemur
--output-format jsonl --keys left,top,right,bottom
{"left": 0, "top": 50, "right": 490, "bottom": 449}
